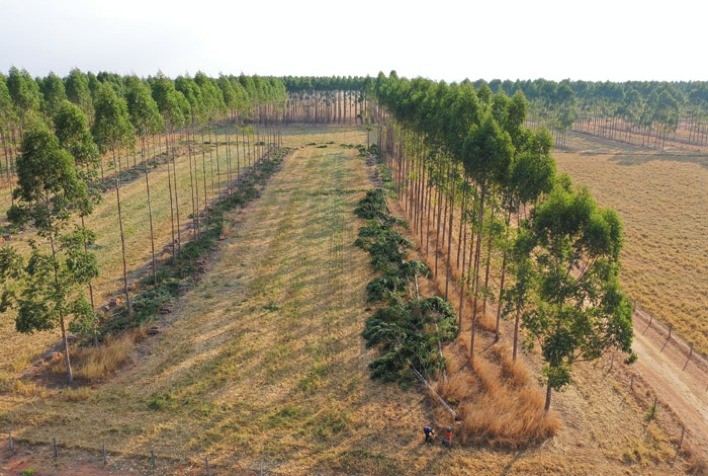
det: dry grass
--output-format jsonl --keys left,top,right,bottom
{"left": 555, "top": 132, "right": 708, "bottom": 354}
{"left": 47, "top": 329, "right": 142, "bottom": 382}
{"left": 432, "top": 343, "right": 560, "bottom": 449}
{"left": 0, "top": 128, "right": 286, "bottom": 395}
{"left": 0, "top": 128, "right": 692, "bottom": 474}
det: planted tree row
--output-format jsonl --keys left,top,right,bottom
{"left": 281, "top": 76, "right": 375, "bottom": 125}
{"left": 372, "top": 72, "right": 635, "bottom": 410}
{"left": 0, "top": 68, "right": 288, "bottom": 383}
{"left": 482, "top": 78, "right": 708, "bottom": 148}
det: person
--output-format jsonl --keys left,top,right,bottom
{"left": 423, "top": 425, "right": 434, "bottom": 444}
{"left": 442, "top": 427, "right": 453, "bottom": 448}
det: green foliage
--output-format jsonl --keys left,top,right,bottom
{"left": 354, "top": 189, "right": 388, "bottom": 220}
{"left": 354, "top": 189, "right": 456, "bottom": 383}
{"left": 10, "top": 127, "right": 88, "bottom": 231}
{"left": 362, "top": 297, "right": 457, "bottom": 382}
{"left": 92, "top": 82, "right": 134, "bottom": 153}
{"left": 518, "top": 179, "right": 634, "bottom": 404}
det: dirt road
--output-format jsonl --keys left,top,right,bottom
{"left": 631, "top": 307, "right": 708, "bottom": 457}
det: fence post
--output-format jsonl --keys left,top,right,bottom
{"left": 53, "top": 437, "right": 58, "bottom": 459}
{"left": 678, "top": 425, "right": 685, "bottom": 450}
{"left": 151, "top": 450, "right": 156, "bottom": 471}
{"left": 8, "top": 431, "right": 13, "bottom": 451}
{"left": 103, "top": 443, "right": 107, "bottom": 466}
{"left": 206, "top": 457, "right": 211, "bottom": 476}
{"left": 667, "top": 324, "right": 673, "bottom": 341}
{"left": 629, "top": 375, "right": 634, "bottom": 393}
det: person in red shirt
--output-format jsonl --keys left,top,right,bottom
{"left": 442, "top": 427, "right": 453, "bottom": 448}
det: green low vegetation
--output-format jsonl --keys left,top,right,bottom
{"left": 355, "top": 188, "right": 457, "bottom": 383}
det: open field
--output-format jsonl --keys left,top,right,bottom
{"left": 0, "top": 127, "right": 693, "bottom": 474}
{"left": 554, "top": 131, "right": 708, "bottom": 355}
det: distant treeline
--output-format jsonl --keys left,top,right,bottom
{"left": 280, "top": 74, "right": 708, "bottom": 148}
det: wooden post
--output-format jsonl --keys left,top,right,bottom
{"left": 8, "top": 431, "right": 13, "bottom": 451}
{"left": 678, "top": 425, "right": 685, "bottom": 451}
{"left": 630, "top": 375, "right": 634, "bottom": 393}
{"left": 53, "top": 437, "right": 58, "bottom": 458}
{"left": 206, "top": 457, "right": 211, "bottom": 476}
{"left": 667, "top": 324, "right": 673, "bottom": 341}
{"left": 151, "top": 450, "right": 156, "bottom": 471}
{"left": 103, "top": 443, "right": 107, "bottom": 466}
{"left": 648, "top": 314, "right": 653, "bottom": 327}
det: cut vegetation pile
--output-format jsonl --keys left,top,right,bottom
{"left": 355, "top": 189, "right": 457, "bottom": 383}
{"left": 355, "top": 186, "right": 560, "bottom": 449}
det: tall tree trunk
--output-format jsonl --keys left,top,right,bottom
{"left": 112, "top": 148, "right": 132, "bottom": 316}
{"left": 513, "top": 307, "right": 521, "bottom": 361}
{"left": 445, "top": 177, "right": 455, "bottom": 300}
{"left": 143, "top": 136, "right": 157, "bottom": 286}
{"left": 49, "top": 230, "right": 74, "bottom": 384}
{"left": 470, "top": 185, "right": 486, "bottom": 364}
{"left": 495, "top": 209, "right": 512, "bottom": 341}
{"left": 164, "top": 134, "right": 177, "bottom": 260}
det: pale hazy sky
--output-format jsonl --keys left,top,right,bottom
{"left": 1, "top": 0, "right": 706, "bottom": 81}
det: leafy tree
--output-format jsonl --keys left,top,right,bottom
{"left": 521, "top": 181, "right": 634, "bottom": 410}
{"left": 39, "top": 72, "right": 67, "bottom": 118}
{"left": 54, "top": 100, "right": 101, "bottom": 330}
{"left": 64, "top": 68, "right": 94, "bottom": 121}
{"left": 1, "top": 127, "right": 92, "bottom": 383}
{"left": 6, "top": 67, "right": 42, "bottom": 127}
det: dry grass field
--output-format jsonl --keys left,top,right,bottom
{"left": 554, "top": 132, "right": 708, "bottom": 355}
{"left": 0, "top": 127, "right": 691, "bottom": 474}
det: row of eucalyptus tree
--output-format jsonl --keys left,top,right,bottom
{"left": 483, "top": 78, "right": 708, "bottom": 148}
{"left": 281, "top": 76, "right": 374, "bottom": 125}
{"left": 0, "top": 69, "right": 287, "bottom": 383}
{"left": 373, "top": 72, "right": 634, "bottom": 410}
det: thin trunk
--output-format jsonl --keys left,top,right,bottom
{"left": 164, "top": 134, "right": 177, "bottom": 261}
{"left": 445, "top": 178, "right": 455, "bottom": 300}
{"left": 171, "top": 131, "right": 181, "bottom": 257}
{"left": 470, "top": 186, "right": 486, "bottom": 363}
{"left": 512, "top": 307, "right": 521, "bottom": 361}
{"left": 143, "top": 137, "right": 157, "bottom": 286}
{"left": 112, "top": 149, "right": 132, "bottom": 315}
{"left": 495, "top": 209, "right": 512, "bottom": 341}
{"left": 49, "top": 231, "right": 74, "bottom": 384}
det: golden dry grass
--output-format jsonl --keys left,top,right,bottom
{"left": 0, "top": 127, "right": 692, "bottom": 474}
{"left": 555, "top": 132, "right": 708, "bottom": 354}
{"left": 46, "top": 329, "right": 142, "bottom": 382}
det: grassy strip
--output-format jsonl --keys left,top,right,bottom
{"left": 354, "top": 188, "right": 457, "bottom": 384}
{"left": 101, "top": 147, "right": 291, "bottom": 335}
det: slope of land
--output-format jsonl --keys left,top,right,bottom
{"left": 0, "top": 128, "right": 693, "bottom": 474}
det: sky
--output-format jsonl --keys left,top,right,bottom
{"left": 1, "top": 0, "right": 706, "bottom": 82}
